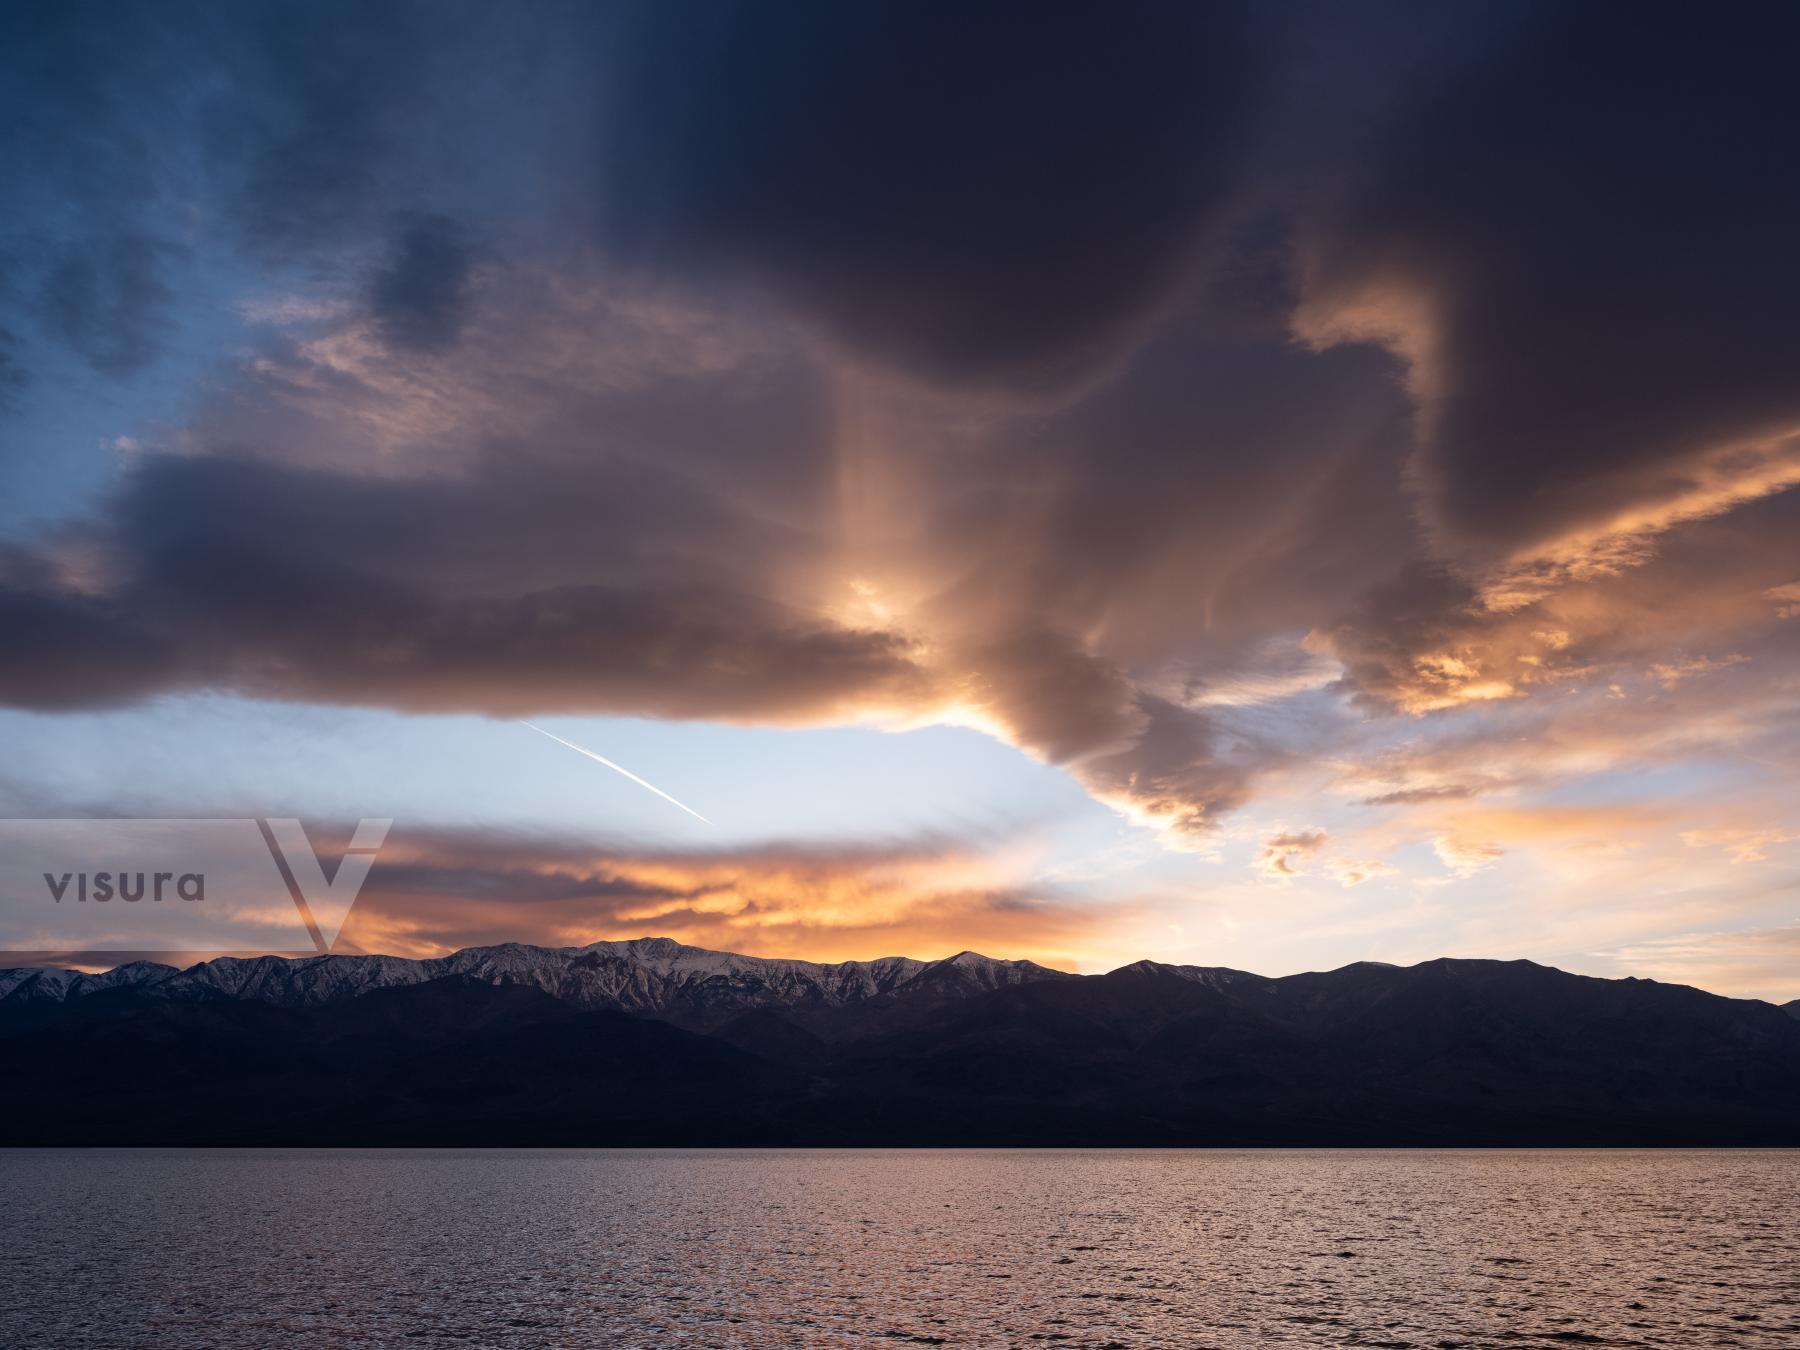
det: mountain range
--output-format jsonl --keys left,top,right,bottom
{"left": 3, "top": 938, "right": 1797, "bottom": 1146}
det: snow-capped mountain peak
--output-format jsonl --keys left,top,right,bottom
{"left": 0, "top": 937, "right": 1071, "bottom": 1024}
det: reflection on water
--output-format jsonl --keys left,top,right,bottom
{"left": 2, "top": 1149, "right": 1795, "bottom": 1347}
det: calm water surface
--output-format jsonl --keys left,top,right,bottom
{"left": 1, "top": 1149, "right": 1795, "bottom": 1347}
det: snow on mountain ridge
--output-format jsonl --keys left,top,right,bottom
{"left": 0, "top": 938, "right": 1069, "bottom": 1017}
{"left": 0, "top": 961, "right": 181, "bottom": 1005}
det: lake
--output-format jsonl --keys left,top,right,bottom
{"left": 2, "top": 1149, "right": 1795, "bottom": 1346}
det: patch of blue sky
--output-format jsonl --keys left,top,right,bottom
{"left": 0, "top": 695, "right": 1104, "bottom": 850}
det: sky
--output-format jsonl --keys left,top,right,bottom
{"left": 2, "top": 1, "right": 1798, "bottom": 1000}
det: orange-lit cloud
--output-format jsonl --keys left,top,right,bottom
{"left": 334, "top": 832, "right": 1129, "bottom": 970}
{"left": 1255, "top": 829, "right": 1327, "bottom": 882}
{"left": 1431, "top": 834, "right": 1503, "bottom": 877}
{"left": 1681, "top": 828, "right": 1800, "bottom": 866}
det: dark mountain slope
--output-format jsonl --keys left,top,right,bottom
{"left": 2, "top": 946, "right": 1796, "bottom": 1145}
{"left": 795, "top": 960, "right": 1800, "bottom": 1145}
{"left": 0, "top": 977, "right": 803, "bottom": 1146}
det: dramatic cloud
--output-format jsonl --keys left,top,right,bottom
{"left": 0, "top": 431, "right": 1260, "bottom": 835}
{"left": 601, "top": 0, "right": 1256, "bottom": 389}
{"left": 1315, "top": 492, "right": 1800, "bottom": 720}
{"left": 0, "top": 450, "right": 933, "bottom": 721}
{"left": 1297, "top": 3, "right": 1800, "bottom": 579}
{"left": 2, "top": 0, "right": 1798, "bottom": 946}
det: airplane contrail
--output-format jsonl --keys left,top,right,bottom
{"left": 519, "top": 721, "right": 712, "bottom": 825}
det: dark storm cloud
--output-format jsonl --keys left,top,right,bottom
{"left": 368, "top": 215, "right": 476, "bottom": 352}
{"left": 945, "top": 629, "right": 1261, "bottom": 837}
{"left": 0, "top": 583, "right": 184, "bottom": 710}
{"left": 0, "top": 450, "right": 932, "bottom": 720}
{"left": 1079, "top": 695, "right": 1258, "bottom": 836}
{"left": 983, "top": 323, "right": 1415, "bottom": 666}
{"left": 602, "top": 0, "right": 1257, "bottom": 389}
{"left": 958, "top": 628, "right": 1145, "bottom": 766}
{"left": 1300, "top": 0, "right": 1800, "bottom": 565}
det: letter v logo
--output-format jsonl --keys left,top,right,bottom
{"left": 260, "top": 819, "right": 392, "bottom": 953}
